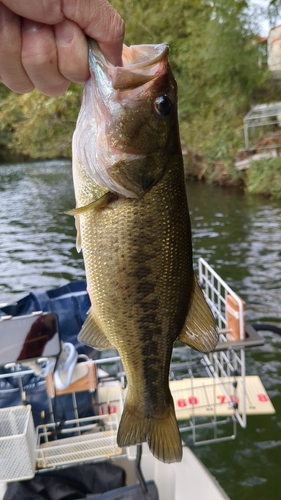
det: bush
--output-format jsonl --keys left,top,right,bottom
{"left": 246, "top": 157, "right": 281, "bottom": 198}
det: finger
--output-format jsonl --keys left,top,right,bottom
{"left": 55, "top": 19, "right": 90, "bottom": 83}
{"left": 0, "top": 0, "right": 64, "bottom": 25}
{"left": 62, "top": 0, "right": 125, "bottom": 66}
{"left": 21, "top": 19, "right": 70, "bottom": 97}
{"left": 0, "top": 2, "right": 34, "bottom": 93}
{"left": 2, "top": 0, "right": 124, "bottom": 66}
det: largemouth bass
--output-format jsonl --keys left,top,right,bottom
{"left": 69, "top": 41, "right": 218, "bottom": 463}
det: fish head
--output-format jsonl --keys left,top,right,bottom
{"left": 73, "top": 41, "right": 180, "bottom": 198}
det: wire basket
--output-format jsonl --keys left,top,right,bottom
{"left": 36, "top": 413, "right": 122, "bottom": 469}
{"left": 0, "top": 405, "right": 36, "bottom": 482}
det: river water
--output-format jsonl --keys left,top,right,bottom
{"left": 0, "top": 160, "right": 281, "bottom": 499}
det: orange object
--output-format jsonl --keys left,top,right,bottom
{"left": 226, "top": 295, "right": 246, "bottom": 340}
{"left": 45, "top": 361, "right": 97, "bottom": 397}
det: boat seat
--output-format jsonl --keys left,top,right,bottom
{"left": 82, "top": 480, "right": 158, "bottom": 499}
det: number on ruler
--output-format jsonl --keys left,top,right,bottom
{"left": 177, "top": 397, "right": 198, "bottom": 407}
{"left": 217, "top": 395, "right": 240, "bottom": 404}
{"left": 257, "top": 394, "right": 269, "bottom": 402}
{"left": 100, "top": 404, "right": 117, "bottom": 414}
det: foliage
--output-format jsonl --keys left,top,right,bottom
{"left": 111, "top": 0, "right": 268, "bottom": 167}
{"left": 0, "top": 83, "right": 82, "bottom": 159}
{"left": 268, "top": 0, "right": 281, "bottom": 28}
{"left": 0, "top": 0, "right": 273, "bottom": 184}
{"left": 0, "top": 84, "right": 14, "bottom": 156}
{"left": 246, "top": 157, "right": 281, "bottom": 199}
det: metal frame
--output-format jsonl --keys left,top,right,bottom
{"left": 0, "top": 258, "right": 271, "bottom": 477}
{"left": 243, "top": 102, "right": 281, "bottom": 150}
{"left": 36, "top": 413, "right": 121, "bottom": 470}
{"left": 198, "top": 258, "right": 246, "bottom": 430}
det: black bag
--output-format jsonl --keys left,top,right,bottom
{"left": 83, "top": 481, "right": 159, "bottom": 500}
{"left": 3, "top": 462, "right": 126, "bottom": 500}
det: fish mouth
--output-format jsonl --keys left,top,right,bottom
{"left": 120, "top": 44, "right": 169, "bottom": 68}
{"left": 89, "top": 40, "right": 169, "bottom": 90}
{"left": 74, "top": 41, "right": 171, "bottom": 199}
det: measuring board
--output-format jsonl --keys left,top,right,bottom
{"left": 171, "top": 376, "right": 275, "bottom": 419}
{"left": 97, "top": 376, "right": 274, "bottom": 419}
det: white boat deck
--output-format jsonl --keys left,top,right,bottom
{"left": 112, "top": 445, "right": 230, "bottom": 500}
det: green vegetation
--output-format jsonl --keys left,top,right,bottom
{"left": 247, "top": 157, "right": 281, "bottom": 199}
{"left": 0, "top": 84, "right": 81, "bottom": 161}
{"left": 0, "top": 0, "right": 281, "bottom": 197}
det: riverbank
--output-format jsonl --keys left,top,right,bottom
{"left": 1, "top": 148, "right": 281, "bottom": 199}
{"left": 183, "top": 147, "right": 281, "bottom": 199}
{"left": 183, "top": 147, "right": 244, "bottom": 187}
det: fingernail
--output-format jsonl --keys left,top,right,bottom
{"left": 55, "top": 21, "right": 74, "bottom": 48}
{"left": 22, "top": 19, "right": 44, "bottom": 33}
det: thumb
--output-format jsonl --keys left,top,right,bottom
{"left": 62, "top": 0, "right": 124, "bottom": 66}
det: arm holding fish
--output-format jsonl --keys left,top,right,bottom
{"left": 0, "top": 0, "right": 124, "bottom": 96}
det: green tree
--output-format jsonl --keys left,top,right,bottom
{"left": 0, "top": 83, "right": 14, "bottom": 159}
{"left": 268, "top": 0, "right": 281, "bottom": 27}
{"left": 0, "top": 84, "right": 82, "bottom": 160}
{"left": 0, "top": 0, "right": 271, "bottom": 174}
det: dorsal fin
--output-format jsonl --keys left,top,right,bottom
{"left": 177, "top": 274, "right": 218, "bottom": 353}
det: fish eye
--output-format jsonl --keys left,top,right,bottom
{"left": 154, "top": 95, "right": 173, "bottom": 116}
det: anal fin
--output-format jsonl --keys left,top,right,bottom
{"left": 78, "top": 307, "right": 114, "bottom": 350}
{"left": 178, "top": 274, "right": 218, "bottom": 353}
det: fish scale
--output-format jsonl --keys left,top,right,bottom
{"left": 69, "top": 42, "right": 218, "bottom": 463}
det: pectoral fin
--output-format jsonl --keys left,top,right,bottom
{"left": 64, "top": 192, "right": 118, "bottom": 216}
{"left": 178, "top": 274, "right": 218, "bottom": 353}
{"left": 78, "top": 307, "right": 114, "bottom": 350}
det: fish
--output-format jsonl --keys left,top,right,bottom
{"left": 68, "top": 40, "right": 218, "bottom": 463}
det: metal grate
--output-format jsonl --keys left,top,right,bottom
{"left": 198, "top": 257, "right": 245, "bottom": 338}
{"left": 243, "top": 102, "right": 281, "bottom": 150}
{"left": 36, "top": 414, "right": 121, "bottom": 469}
{"left": 0, "top": 405, "right": 36, "bottom": 482}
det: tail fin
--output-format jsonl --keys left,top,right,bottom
{"left": 117, "top": 392, "right": 182, "bottom": 463}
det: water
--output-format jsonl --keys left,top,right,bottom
{"left": 187, "top": 183, "right": 281, "bottom": 500}
{"left": 1, "top": 161, "right": 281, "bottom": 499}
{"left": 0, "top": 160, "right": 84, "bottom": 303}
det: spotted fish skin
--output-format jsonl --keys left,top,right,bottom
{"left": 70, "top": 42, "right": 218, "bottom": 463}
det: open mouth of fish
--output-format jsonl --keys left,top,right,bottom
{"left": 71, "top": 41, "right": 174, "bottom": 199}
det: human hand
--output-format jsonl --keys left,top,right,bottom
{"left": 0, "top": 0, "right": 124, "bottom": 96}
